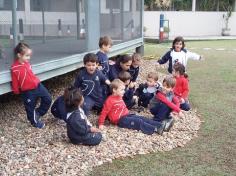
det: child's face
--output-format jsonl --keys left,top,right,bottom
{"left": 101, "top": 44, "right": 111, "bottom": 53}
{"left": 172, "top": 69, "right": 180, "bottom": 77}
{"left": 113, "top": 84, "right": 125, "bottom": 97}
{"left": 162, "top": 82, "right": 173, "bottom": 94}
{"left": 132, "top": 59, "right": 141, "bottom": 68}
{"left": 146, "top": 78, "right": 156, "bottom": 87}
{"left": 120, "top": 60, "right": 132, "bottom": 71}
{"left": 174, "top": 41, "right": 183, "bottom": 52}
{"left": 85, "top": 62, "right": 97, "bottom": 74}
{"left": 124, "top": 79, "right": 130, "bottom": 86}
{"left": 17, "top": 49, "right": 32, "bottom": 62}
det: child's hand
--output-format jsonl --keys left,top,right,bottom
{"left": 133, "top": 95, "right": 138, "bottom": 104}
{"left": 129, "top": 81, "right": 136, "bottom": 89}
{"left": 91, "top": 127, "right": 100, "bottom": 133}
{"left": 180, "top": 98, "right": 185, "bottom": 104}
{"left": 98, "top": 65, "right": 103, "bottom": 70}
{"left": 105, "top": 80, "right": 111, "bottom": 85}
{"left": 99, "top": 125, "right": 104, "bottom": 130}
{"left": 109, "top": 60, "right": 116, "bottom": 65}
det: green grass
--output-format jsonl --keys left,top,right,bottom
{"left": 90, "top": 40, "right": 236, "bottom": 176}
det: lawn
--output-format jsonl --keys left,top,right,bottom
{"left": 90, "top": 40, "right": 236, "bottom": 176}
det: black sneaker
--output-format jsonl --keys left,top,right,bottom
{"left": 155, "top": 121, "right": 166, "bottom": 135}
{"left": 33, "top": 110, "right": 45, "bottom": 129}
{"left": 164, "top": 118, "right": 175, "bottom": 132}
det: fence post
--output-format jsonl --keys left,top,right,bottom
{"left": 159, "top": 14, "right": 164, "bottom": 43}
{"left": 12, "top": 0, "right": 18, "bottom": 47}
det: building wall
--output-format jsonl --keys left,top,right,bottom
{"left": 144, "top": 11, "right": 236, "bottom": 38}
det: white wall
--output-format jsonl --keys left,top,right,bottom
{"left": 144, "top": 11, "right": 236, "bottom": 38}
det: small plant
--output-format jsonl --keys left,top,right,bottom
{"left": 221, "top": 0, "right": 233, "bottom": 36}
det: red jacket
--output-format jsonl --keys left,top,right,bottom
{"left": 98, "top": 95, "right": 129, "bottom": 126}
{"left": 173, "top": 75, "right": 189, "bottom": 100}
{"left": 11, "top": 60, "right": 40, "bottom": 94}
{"left": 156, "top": 92, "right": 180, "bottom": 113}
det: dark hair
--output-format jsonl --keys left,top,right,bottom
{"left": 116, "top": 54, "right": 132, "bottom": 65}
{"left": 64, "top": 87, "right": 83, "bottom": 112}
{"left": 172, "top": 36, "right": 185, "bottom": 50}
{"left": 110, "top": 79, "right": 124, "bottom": 93}
{"left": 118, "top": 71, "right": 131, "bottom": 82}
{"left": 83, "top": 53, "right": 98, "bottom": 64}
{"left": 173, "top": 63, "right": 188, "bottom": 78}
{"left": 14, "top": 42, "right": 30, "bottom": 58}
{"left": 147, "top": 72, "right": 158, "bottom": 81}
{"left": 163, "top": 75, "right": 176, "bottom": 88}
{"left": 99, "top": 36, "right": 112, "bottom": 48}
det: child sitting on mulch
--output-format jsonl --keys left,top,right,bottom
{"left": 135, "top": 72, "right": 161, "bottom": 108}
{"left": 98, "top": 79, "right": 167, "bottom": 135}
{"left": 64, "top": 87, "right": 102, "bottom": 146}
{"left": 149, "top": 75, "right": 181, "bottom": 131}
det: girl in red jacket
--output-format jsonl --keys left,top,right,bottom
{"left": 98, "top": 79, "right": 167, "bottom": 135}
{"left": 173, "top": 63, "right": 190, "bottom": 111}
{"left": 11, "top": 42, "right": 52, "bottom": 128}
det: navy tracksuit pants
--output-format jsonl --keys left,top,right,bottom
{"left": 83, "top": 96, "right": 104, "bottom": 116}
{"left": 71, "top": 132, "right": 102, "bottom": 146}
{"left": 150, "top": 102, "right": 172, "bottom": 122}
{"left": 51, "top": 96, "right": 67, "bottom": 122}
{"left": 118, "top": 114, "right": 163, "bottom": 135}
{"left": 21, "top": 83, "right": 52, "bottom": 126}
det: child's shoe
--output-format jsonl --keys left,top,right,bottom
{"left": 35, "top": 120, "right": 45, "bottom": 129}
{"left": 155, "top": 121, "right": 166, "bottom": 135}
{"left": 164, "top": 118, "right": 175, "bottom": 132}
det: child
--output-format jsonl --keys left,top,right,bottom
{"left": 51, "top": 86, "right": 75, "bottom": 122}
{"left": 98, "top": 79, "right": 167, "bottom": 135}
{"left": 64, "top": 87, "right": 102, "bottom": 146}
{"left": 173, "top": 63, "right": 190, "bottom": 111}
{"left": 96, "top": 36, "right": 112, "bottom": 76}
{"left": 157, "top": 36, "right": 203, "bottom": 73}
{"left": 149, "top": 75, "right": 180, "bottom": 131}
{"left": 118, "top": 71, "right": 136, "bottom": 109}
{"left": 135, "top": 72, "right": 161, "bottom": 108}
{"left": 11, "top": 42, "right": 52, "bottom": 128}
{"left": 108, "top": 54, "right": 132, "bottom": 81}
{"left": 128, "top": 53, "right": 141, "bottom": 82}
{"left": 74, "top": 53, "right": 110, "bottom": 116}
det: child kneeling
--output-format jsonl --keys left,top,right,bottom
{"left": 64, "top": 88, "right": 102, "bottom": 146}
{"left": 98, "top": 79, "right": 166, "bottom": 135}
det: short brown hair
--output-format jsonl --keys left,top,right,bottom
{"left": 83, "top": 53, "right": 98, "bottom": 64}
{"left": 132, "top": 53, "right": 141, "bottom": 62}
{"left": 147, "top": 72, "right": 159, "bottom": 81}
{"left": 118, "top": 71, "right": 131, "bottom": 82}
{"left": 163, "top": 75, "right": 176, "bottom": 88}
{"left": 99, "top": 36, "right": 112, "bottom": 48}
{"left": 110, "top": 79, "right": 124, "bottom": 92}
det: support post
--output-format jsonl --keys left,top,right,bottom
{"left": 192, "top": 0, "right": 196, "bottom": 12}
{"left": 85, "top": 0, "right": 100, "bottom": 50}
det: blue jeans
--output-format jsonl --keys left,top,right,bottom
{"left": 71, "top": 132, "right": 102, "bottom": 146}
{"left": 118, "top": 114, "right": 163, "bottom": 135}
{"left": 21, "top": 83, "right": 52, "bottom": 126}
{"left": 150, "top": 102, "right": 171, "bottom": 122}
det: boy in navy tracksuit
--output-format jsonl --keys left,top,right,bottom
{"left": 65, "top": 88, "right": 102, "bottom": 146}
{"left": 74, "top": 53, "right": 110, "bottom": 116}
{"left": 96, "top": 36, "right": 112, "bottom": 76}
{"left": 118, "top": 71, "right": 136, "bottom": 109}
{"left": 128, "top": 53, "right": 141, "bottom": 82}
{"left": 11, "top": 42, "right": 51, "bottom": 128}
{"left": 135, "top": 72, "right": 161, "bottom": 108}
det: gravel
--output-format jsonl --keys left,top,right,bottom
{"left": 0, "top": 59, "right": 201, "bottom": 176}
